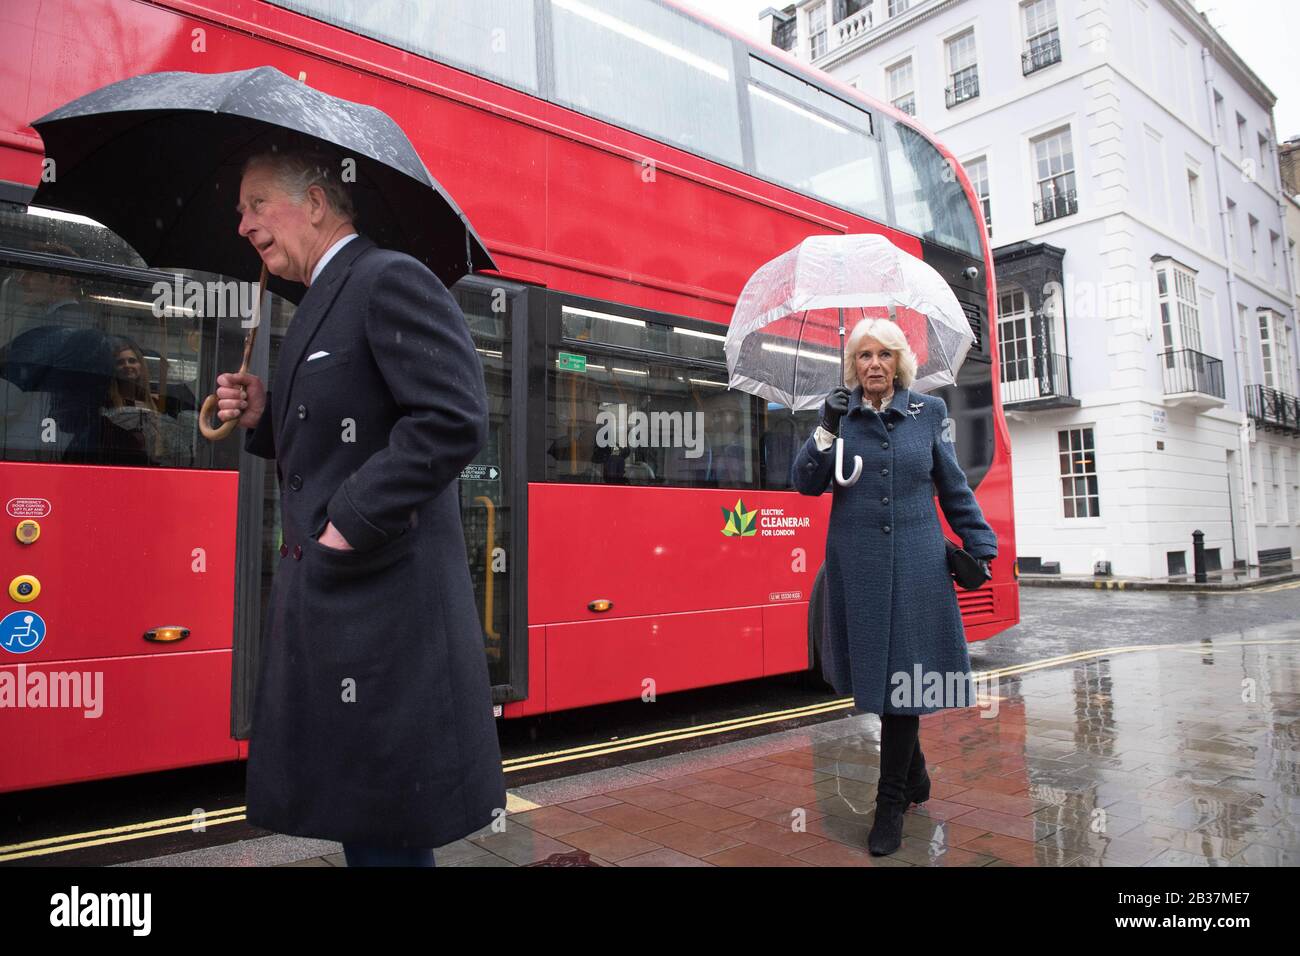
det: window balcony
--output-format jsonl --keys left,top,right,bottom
{"left": 834, "top": 7, "right": 873, "bottom": 48}
{"left": 1246, "top": 384, "right": 1300, "bottom": 434}
{"left": 1033, "top": 185, "right": 1077, "bottom": 224}
{"left": 892, "top": 93, "right": 915, "bottom": 116}
{"left": 1022, "top": 31, "right": 1061, "bottom": 75}
{"left": 1160, "top": 348, "right": 1225, "bottom": 408}
{"left": 945, "top": 66, "right": 979, "bottom": 108}
{"left": 1001, "top": 351, "right": 1078, "bottom": 410}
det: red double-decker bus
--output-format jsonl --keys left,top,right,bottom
{"left": 0, "top": 0, "right": 1018, "bottom": 793}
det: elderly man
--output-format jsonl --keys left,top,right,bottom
{"left": 215, "top": 146, "right": 505, "bottom": 867}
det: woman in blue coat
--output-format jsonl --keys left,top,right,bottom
{"left": 792, "top": 317, "right": 997, "bottom": 856}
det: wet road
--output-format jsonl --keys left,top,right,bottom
{"left": 4, "top": 582, "right": 1298, "bottom": 865}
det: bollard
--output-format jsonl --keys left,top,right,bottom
{"left": 1192, "top": 529, "right": 1206, "bottom": 584}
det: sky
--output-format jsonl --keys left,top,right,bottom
{"left": 696, "top": 0, "right": 1300, "bottom": 140}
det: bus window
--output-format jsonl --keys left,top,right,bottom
{"left": 551, "top": 0, "right": 744, "bottom": 166}
{"left": 268, "top": 0, "right": 540, "bottom": 93}
{"left": 747, "top": 56, "right": 887, "bottom": 222}
{"left": 884, "top": 118, "right": 984, "bottom": 258}
{"left": 0, "top": 207, "right": 264, "bottom": 471}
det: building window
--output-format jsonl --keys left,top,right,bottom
{"left": 1021, "top": 0, "right": 1060, "bottom": 74}
{"left": 1238, "top": 303, "right": 1254, "bottom": 389}
{"left": 808, "top": 3, "right": 827, "bottom": 59}
{"left": 1187, "top": 167, "right": 1203, "bottom": 230}
{"left": 887, "top": 0, "right": 911, "bottom": 17}
{"left": 1271, "top": 447, "right": 1283, "bottom": 523}
{"left": 1144, "top": 126, "right": 1166, "bottom": 221}
{"left": 945, "top": 29, "right": 979, "bottom": 107}
{"left": 1225, "top": 198, "right": 1238, "bottom": 261}
{"left": 1291, "top": 450, "right": 1300, "bottom": 523}
{"left": 1259, "top": 132, "right": 1270, "bottom": 181}
{"left": 998, "top": 286, "right": 1031, "bottom": 384}
{"left": 1059, "top": 427, "right": 1099, "bottom": 518}
{"left": 966, "top": 155, "right": 991, "bottom": 236}
{"left": 1259, "top": 309, "right": 1295, "bottom": 394}
{"left": 1248, "top": 214, "right": 1259, "bottom": 273}
{"left": 1212, "top": 89, "right": 1225, "bottom": 135}
{"left": 1154, "top": 258, "right": 1203, "bottom": 355}
{"left": 1031, "top": 127, "right": 1077, "bottom": 223}
{"left": 887, "top": 58, "right": 915, "bottom": 115}
{"left": 1236, "top": 113, "right": 1247, "bottom": 158}
{"left": 1270, "top": 231, "right": 1281, "bottom": 285}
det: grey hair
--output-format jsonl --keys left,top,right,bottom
{"left": 242, "top": 147, "right": 356, "bottom": 222}
{"left": 842, "top": 316, "right": 918, "bottom": 389}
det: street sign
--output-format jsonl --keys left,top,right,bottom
{"left": 557, "top": 351, "right": 587, "bottom": 372}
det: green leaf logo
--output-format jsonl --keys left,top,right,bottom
{"left": 721, "top": 498, "right": 757, "bottom": 537}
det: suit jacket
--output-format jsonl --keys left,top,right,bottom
{"left": 242, "top": 234, "right": 506, "bottom": 846}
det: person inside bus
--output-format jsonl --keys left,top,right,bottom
{"left": 213, "top": 141, "right": 504, "bottom": 868}
{"left": 792, "top": 316, "right": 996, "bottom": 857}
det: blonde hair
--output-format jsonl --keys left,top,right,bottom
{"left": 842, "top": 316, "right": 917, "bottom": 389}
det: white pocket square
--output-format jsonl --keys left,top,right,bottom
{"left": 307, "top": 350, "right": 330, "bottom": 361}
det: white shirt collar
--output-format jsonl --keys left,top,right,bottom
{"left": 309, "top": 232, "right": 358, "bottom": 286}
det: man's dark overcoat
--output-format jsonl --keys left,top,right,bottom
{"left": 244, "top": 234, "right": 505, "bottom": 846}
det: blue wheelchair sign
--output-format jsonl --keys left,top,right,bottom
{"left": 1, "top": 610, "right": 46, "bottom": 654}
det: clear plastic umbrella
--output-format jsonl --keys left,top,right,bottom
{"left": 725, "top": 233, "right": 974, "bottom": 485}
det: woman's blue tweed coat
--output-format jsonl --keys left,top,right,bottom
{"left": 792, "top": 382, "right": 998, "bottom": 716}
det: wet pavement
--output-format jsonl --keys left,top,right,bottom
{"left": 1019, "top": 558, "right": 1300, "bottom": 590}
{"left": 122, "top": 617, "right": 1300, "bottom": 868}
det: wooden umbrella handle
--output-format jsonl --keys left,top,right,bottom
{"left": 199, "top": 264, "right": 267, "bottom": 441}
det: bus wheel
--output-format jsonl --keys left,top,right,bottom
{"left": 801, "top": 565, "right": 833, "bottom": 692}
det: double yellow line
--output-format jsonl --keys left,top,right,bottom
{"left": 4, "top": 636, "right": 1296, "bottom": 863}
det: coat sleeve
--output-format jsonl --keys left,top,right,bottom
{"left": 325, "top": 256, "right": 488, "bottom": 552}
{"left": 243, "top": 390, "right": 276, "bottom": 460}
{"left": 930, "top": 397, "right": 997, "bottom": 560}
{"left": 791, "top": 431, "right": 834, "bottom": 495}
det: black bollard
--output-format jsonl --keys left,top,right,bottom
{"left": 1192, "top": 529, "right": 1206, "bottom": 583}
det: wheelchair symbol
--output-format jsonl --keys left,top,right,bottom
{"left": 1, "top": 610, "right": 46, "bottom": 654}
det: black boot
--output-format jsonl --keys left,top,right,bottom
{"left": 868, "top": 713, "right": 918, "bottom": 856}
{"left": 904, "top": 736, "right": 931, "bottom": 806}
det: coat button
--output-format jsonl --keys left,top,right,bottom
{"left": 288, "top": 474, "right": 303, "bottom": 491}
{"left": 279, "top": 543, "right": 288, "bottom": 558}
{"left": 297, "top": 404, "right": 308, "bottom": 420}
{"left": 882, "top": 496, "right": 889, "bottom": 504}
{"left": 886, "top": 423, "right": 894, "bottom": 430}
{"left": 880, "top": 467, "right": 888, "bottom": 476}
{"left": 293, "top": 545, "right": 303, "bottom": 560}
{"left": 883, "top": 525, "right": 891, "bottom": 533}
{"left": 881, "top": 441, "right": 890, "bottom": 449}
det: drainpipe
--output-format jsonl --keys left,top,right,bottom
{"left": 1202, "top": 44, "right": 1257, "bottom": 568}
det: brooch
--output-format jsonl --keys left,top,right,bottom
{"left": 906, "top": 401, "right": 924, "bottom": 419}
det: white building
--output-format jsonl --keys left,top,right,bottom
{"left": 764, "top": 0, "right": 1300, "bottom": 578}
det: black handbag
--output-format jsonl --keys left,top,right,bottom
{"left": 945, "top": 538, "right": 992, "bottom": 589}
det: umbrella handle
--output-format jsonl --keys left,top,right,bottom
{"left": 834, "top": 436, "right": 862, "bottom": 487}
{"left": 199, "top": 265, "right": 266, "bottom": 441}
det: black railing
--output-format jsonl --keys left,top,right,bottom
{"left": 945, "top": 66, "right": 979, "bottom": 107}
{"left": 1246, "top": 384, "right": 1300, "bottom": 434}
{"left": 892, "top": 93, "right": 915, "bottom": 116}
{"left": 1022, "top": 31, "right": 1061, "bottom": 75}
{"left": 1033, "top": 183, "right": 1077, "bottom": 223}
{"left": 1160, "top": 348, "right": 1224, "bottom": 399}
{"left": 1001, "top": 351, "right": 1072, "bottom": 405}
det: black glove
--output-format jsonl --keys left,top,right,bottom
{"left": 820, "top": 386, "right": 852, "bottom": 434}
{"left": 976, "top": 558, "right": 993, "bottom": 580}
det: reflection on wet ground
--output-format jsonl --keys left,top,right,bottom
{"left": 132, "top": 620, "right": 1298, "bottom": 867}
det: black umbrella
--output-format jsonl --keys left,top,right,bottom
{"left": 29, "top": 66, "right": 496, "bottom": 298}
{"left": 28, "top": 66, "right": 498, "bottom": 437}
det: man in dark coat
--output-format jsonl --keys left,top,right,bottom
{"left": 215, "top": 148, "right": 505, "bottom": 865}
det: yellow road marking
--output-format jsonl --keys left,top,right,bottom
{"left": 5, "top": 635, "right": 1296, "bottom": 862}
